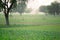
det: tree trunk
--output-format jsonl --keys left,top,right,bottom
{"left": 3, "top": 0, "right": 14, "bottom": 25}
{"left": 4, "top": 13, "right": 9, "bottom": 25}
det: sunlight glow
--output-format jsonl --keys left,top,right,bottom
{"left": 27, "top": 0, "right": 55, "bottom": 9}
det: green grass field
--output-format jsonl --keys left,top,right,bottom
{"left": 0, "top": 14, "right": 60, "bottom": 40}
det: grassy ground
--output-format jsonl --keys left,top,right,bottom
{"left": 0, "top": 14, "right": 60, "bottom": 40}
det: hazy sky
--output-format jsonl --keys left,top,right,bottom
{"left": 27, "top": 0, "right": 56, "bottom": 9}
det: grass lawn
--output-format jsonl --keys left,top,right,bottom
{"left": 0, "top": 14, "right": 60, "bottom": 40}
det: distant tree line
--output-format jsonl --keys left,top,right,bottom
{"left": 39, "top": 1, "right": 60, "bottom": 16}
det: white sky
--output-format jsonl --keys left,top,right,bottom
{"left": 27, "top": 0, "right": 56, "bottom": 9}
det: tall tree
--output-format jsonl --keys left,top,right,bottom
{"left": 0, "top": 0, "right": 28, "bottom": 25}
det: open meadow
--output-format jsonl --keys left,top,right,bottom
{"left": 0, "top": 13, "right": 60, "bottom": 40}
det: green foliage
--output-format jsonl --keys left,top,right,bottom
{"left": 39, "top": 1, "right": 60, "bottom": 15}
{"left": 17, "top": 0, "right": 27, "bottom": 14}
{"left": 10, "top": 0, "right": 17, "bottom": 8}
{"left": 10, "top": 0, "right": 28, "bottom": 14}
{"left": 39, "top": 6, "right": 48, "bottom": 13}
{"left": 47, "top": 1, "right": 60, "bottom": 15}
{"left": 0, "top": 0, "right": 17, "bottom": 12}
{"left": 17, "top": 2, "right": 26, "bottom": 13}
{"left": 0, "top": 0, "right": 3, "bottom": 8}
{"left": 0, "top": 0, "right": 4, "bottom": 11}
{"left": 10, "top": 0, "right": 16, "bottom": 3}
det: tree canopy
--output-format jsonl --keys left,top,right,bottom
{"left": 17, "top": 0, "right": 27, "bottom": 15}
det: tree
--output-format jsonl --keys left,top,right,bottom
{"left": 47, "top": 6, "right": 54, "bottom": 15}
{"left": 52, "top": 1, "right": 60, "bottom": 15}
{"left": 39, "top": 6, "right": 48, "bottom": 13}
{"left": 0, "top": 0, "right": 28, "bottom": 25}
{"left": 47, "top": 1, "right": 60, "bottom": 16}
{"left": 17, "top": 0, "right": 27, "bottom": 15}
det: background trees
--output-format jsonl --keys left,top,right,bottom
{"left": 17, "top": 0, "right": 27, "bottom": 15}
{"left": 39, "top": 1, "right": 60, "bottom": 16}
{"left": 39, "top": 6, "right": 48, "bottom": 13}
{"left": 48, "top": 1, "right": 60, "bottom": 15}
